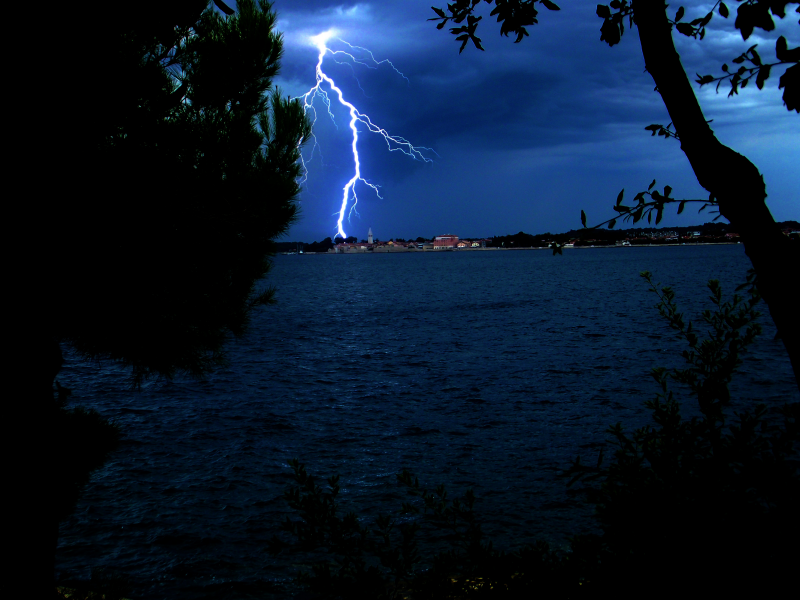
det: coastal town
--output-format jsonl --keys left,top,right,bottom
{"left": 278, "top": 222, "right": 800, "bottom": 254}
{"left": 332, "top": 231, "right": 488, "bottom": 253}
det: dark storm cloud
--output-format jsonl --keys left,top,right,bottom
{"left": 267, "top": 0, "right": 798, "bottom": 241}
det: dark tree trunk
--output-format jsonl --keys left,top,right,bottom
{"left": 636, "top": 0, "right": 800, "bottom": 390}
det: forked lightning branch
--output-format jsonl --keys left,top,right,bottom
{"left": 297, "top": 30, "right": 435, "bottom": 239}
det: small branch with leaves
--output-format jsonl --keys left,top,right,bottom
{"left": 582, "top": 180, "right": 721, "bottom": 232}
{"left": 696, "top": 37, "right": 799, "bottom": 105}
{"left": 669, "top": 0, "right": 727, "bottom": 41}
{"left": 644, "top": 121, "right": 680, "bottom": 140}
{"left": 550, "top": 181, "right": 722, "bottom": 256}
{"left": 639, "top": 269, "right": 762, "bottom": 416}
{"left": 666, "top": 2, "right": 799, "bottom": 110}
{"left": 550, "top": 180, "right": 708, "bottom": 255}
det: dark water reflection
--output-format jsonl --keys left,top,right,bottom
{"left": 56, "top": 245, "right": 797, "bottom": 598}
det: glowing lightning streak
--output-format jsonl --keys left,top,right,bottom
{"left": 332, "top": 39, "right": 410, "bottom": 85}
{"left": 299, "top": 30, "right": 435, "bottom": 239}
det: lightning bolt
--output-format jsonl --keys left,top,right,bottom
{"left": 298, "top": 30, "right": 435, "bottom": 239}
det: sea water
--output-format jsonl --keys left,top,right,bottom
{"left": 56, "top": 245, "right": 798, "bottom": 598}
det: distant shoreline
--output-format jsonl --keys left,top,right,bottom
{"left": 282, "top": 242, "right": 743, "bottom": 255}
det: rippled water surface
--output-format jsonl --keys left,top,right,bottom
{"left": 56, "top": 245, "right": 798, "bottom": 598}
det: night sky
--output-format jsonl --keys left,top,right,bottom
{"left": 266, "top": 0, "right": 798, "bottom": 242}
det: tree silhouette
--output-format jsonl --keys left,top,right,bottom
{"left": 430, "top": 0, "right": 799, "bottom": 388}
{"left": 21, "top": 1, "right": 310, "bottom": 594}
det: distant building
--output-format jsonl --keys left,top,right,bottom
{"left": 368, "top": 227, "right": 373, "bottom": 244}
{"left": 433, "top": 234, "right": 459, "bottom": 249}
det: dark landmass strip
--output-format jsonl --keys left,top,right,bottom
{"left": 275, "top": 221, "right": 799, "bottom": 252}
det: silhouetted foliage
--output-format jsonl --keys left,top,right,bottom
{"left": 47, "top": 0, "right": 310, "bottom": 383}
{"left": 269, "top": 460, "right": 582, "bottom": 599}
{"left": 487, "top": 231, "right": 552, "bottom": 247}
{"left": 564, "top": 271, "right": 799, "bottom": 596}
{"left": 431, "top": 1, "right": 798, "bottom": 108}
{"left": 306, "top": 237, "right": 336, "bottom": 252}
{"left": 53, "top": 385, "right": 122, "bottom": 524}
{"left": 274, "top": 241, "right": 305, "bottom": 252}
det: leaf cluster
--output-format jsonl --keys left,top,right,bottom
{"left": 582, "top": 177, "right": 723, "bottom": 233}
{"left": 432, "top": 1, "right": 799, "bottom": 111}
{"left": 430, "top": 1, "right": 560, "bottom": 53}
{"left": 670, "top": 1, "right": 725, "bottom": 41}
{"left": 596, "top": 0, "right": 635, "bottom": 47}
{"left": 696, "top": 36, "right": 799, "bottom": 110}
{"left": 649, "top": 1, "right": 799, "bottom": 110}
{"left": 733, "top": 0, "right": 796, "bottom": 41}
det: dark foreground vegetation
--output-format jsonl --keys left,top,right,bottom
{"left": 267, "top": 273, "right": 799, "bottom": 599}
